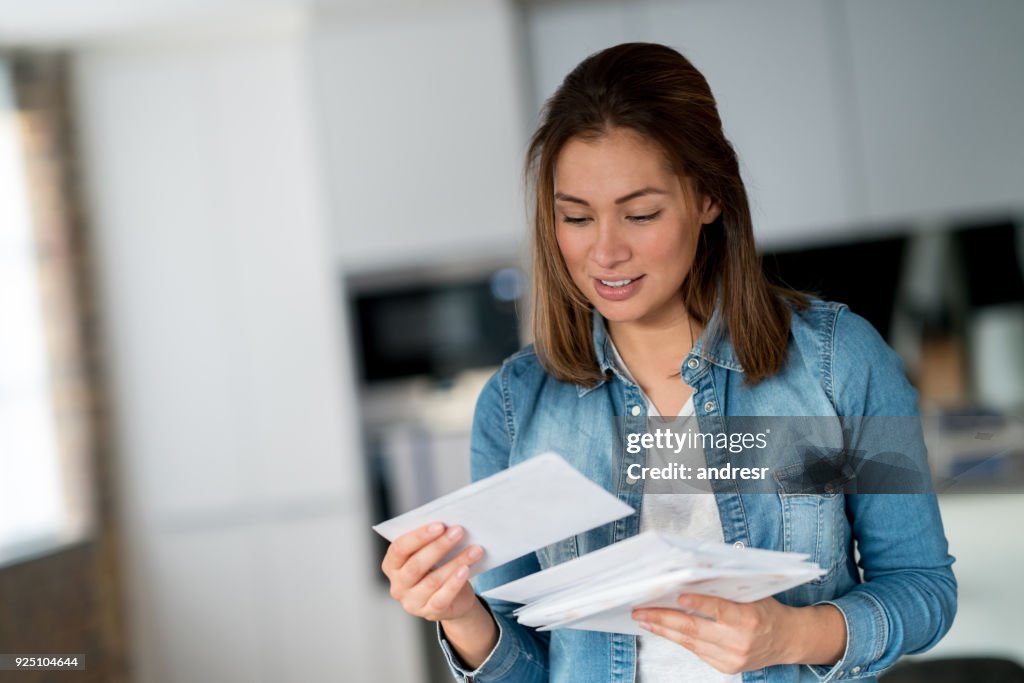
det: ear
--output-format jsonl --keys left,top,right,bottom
{"left": 700, "top": 195, "right": 721, "bottom": 225}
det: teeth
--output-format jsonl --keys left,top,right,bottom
{"left": 600, "top": 278, "right": 634, "bottom": 288}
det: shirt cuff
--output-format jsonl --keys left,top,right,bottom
{"left": 436, "top": 597, "right": 519, "bottom": 682}
{"left": 805, "top": 591, "right": 890, "bottom": 681}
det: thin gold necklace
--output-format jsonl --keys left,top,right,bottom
{"left": 667, "top": 315, "right": 695, "bottom": 380}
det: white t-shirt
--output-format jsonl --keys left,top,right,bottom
{"left": 606, "top": 337, "right": 741, "bottom": 683}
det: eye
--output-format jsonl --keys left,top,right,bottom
{"left": 628, "top": 210, "right": 662, "bottom": 223}
{"left": 561, "top": 216, "right": 590, "bottom": 225}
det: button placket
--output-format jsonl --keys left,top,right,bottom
{"left": 621, "top": 386, "right": 647, "bottom": 504}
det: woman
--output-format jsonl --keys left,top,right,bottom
{"left": 380, "top": 42, "right": 956, "bottom": 682}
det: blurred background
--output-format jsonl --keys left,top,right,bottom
{"left": 1, "top": 0, "right": 1022, "bottom": 681}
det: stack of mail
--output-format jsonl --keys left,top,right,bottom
{"left": 483, "top": 532, "right": 824, "bottom": 635}
{"left": 373, "top": 452, "right": 824, "bottom": 637}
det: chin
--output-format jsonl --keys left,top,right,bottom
{"left": 591, "top": 301, "right": 646, "bottom": 323}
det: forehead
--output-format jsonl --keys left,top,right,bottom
{"left": 554, "top": 128, "right": 677, "bottom": 191}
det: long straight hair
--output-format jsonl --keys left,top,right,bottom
{"left": 525, "top": 42, "right": 808, "bottom": 387}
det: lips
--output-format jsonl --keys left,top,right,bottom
{"left": 592, "top": 274, "right": 645, "bottom": 301}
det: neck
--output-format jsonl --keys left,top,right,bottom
{"left": 606, "top": 310, "right": 702, "bottom": 377}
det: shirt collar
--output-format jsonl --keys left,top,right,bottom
{"left": 579, "top": 283, "right": 744, "bottom": 396}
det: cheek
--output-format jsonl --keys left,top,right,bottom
{"left": 646, "top": 228, "right": 699, "bottom": 278}
{"left": 556, "top": 229, "right": 586, "bottom": 270}
{"left": 664, "top": 225, "right": 700, "bottom": 261}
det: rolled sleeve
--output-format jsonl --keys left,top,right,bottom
{"left": 806, "top": 591, "right": 890, "bottom": 681}
{"left": 436, "top": 598, "right": 548, "bottom": 682}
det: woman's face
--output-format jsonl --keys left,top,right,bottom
{"left": 554, "top": 127, "right": 720, "bottom": 330}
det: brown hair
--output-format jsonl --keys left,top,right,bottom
{"left": 525, "top": 42, "right": 808, "bottom": 387}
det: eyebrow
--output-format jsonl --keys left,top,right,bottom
{"left": 554, "top": 186, "right": 669, "bottom": 207}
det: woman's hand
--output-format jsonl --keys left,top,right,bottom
{"left": 631, "top": 594, "right": 846, "bottom": 675}
{"left": 381, "top": 522, "right": 486, "bottom": 622}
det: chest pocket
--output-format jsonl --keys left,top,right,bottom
{"left": 535, "top": 535, "right": 579, "bottom": 570}
{"left": 777, "top": 492, "right": 847, "bottom": 585}
{"left": 774, "top": 455, "right": 853, "bottom": 585}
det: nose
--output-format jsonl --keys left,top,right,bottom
{"left": 591, "top": 220, "right": 630, "bottom": 270}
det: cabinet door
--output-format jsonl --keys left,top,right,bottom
{"left": 313, "top": 3, "right": 527, "bottom": 270}
{"left": 644, "top": 0, "right": 855, "bottom": 245}
{"left": 75, "top": 37, "right": 356, "bottom": 521}
{"left": 843, "top": 0, "right": 1024, "bottom": 222}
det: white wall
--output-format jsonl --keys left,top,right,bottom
{"left": 72, "top": 14, "right": 424, "bottom": 682}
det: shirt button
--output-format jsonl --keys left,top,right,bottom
{"left": 630, "top": 405, "right": 642, "bottom": 417}
{"left": 703, "top": 401, "right": 716, "bottom": 413}
{"left": 851, "top": 666, "right": 861, "bottom": 674}
{"left": 733, "top": 541, "right": 745, "bottom": 549}
{"left": 687, "top": 358, "right": 700, "bottom": 370}
{"left": 627, "top": 474, "right": 639, "bottom": 485}
{"left": 837, "top": 672, "right": 845, "bottom": 679}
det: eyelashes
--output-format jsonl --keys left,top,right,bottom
{"left": 561, "top": 210, "right": 663, "bottom": 225}
{"left": 630, "top": 211, "right": 662, "bottom": 223}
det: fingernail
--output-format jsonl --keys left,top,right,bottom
{"left": 639, "top": 622, "right": 652, "bottom": 630}
{"left": 456, "top": 565, "right": 469, "bottom": 579}
{"left": 677, "top": 595, "right": 692, "bottom": 606}
{"left": 428, "top": 523, "right": 444, "bottom": 535}
{"left": 446, "top": 526, "right": 463, "bottom": 540}
{"left": 467, "top": 545, "right": 483, "bottom": 560}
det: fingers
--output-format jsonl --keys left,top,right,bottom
{"left": 633, "top": 596, "right": 776, "bottom": 676}
{"left": 402, "top": 543, "right": 485, "bottom": 613}
{"left": 635, "top": 616, "right": 744, "bottom": 676}
{"left": 419, "top": 561, "right": 476, "bottom": 620}
{"left": 632, "top": 607, "right": 711, "bottom": 642}
{"left": 676, "top": 593, "right": 728, "bottom": 622}
{"left": 635, "top": 617, "right": 704, "bottom": 654}
{"left": 632, "top": 593, "right": 732, "bottom": 646}
{"left": 381, "top": 522, "right": 445, "bottom": 576}
{"left": 395, "top": 525, "right": 472, "bottom": 591}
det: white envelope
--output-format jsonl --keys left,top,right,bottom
{"left": 372, "top": 452, "right": 636, "bottom": 576}
{"left": 483, "top": 530, "right": 824, "bottom": 635}
{"left": 483, "top": 531, "right": 809, "bottom": 604}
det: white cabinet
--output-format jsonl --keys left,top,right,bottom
{"left": 74, "top": 35, "right": 358, "bottom": 522}
{"left": 311, "top": 0, "right": 529, "bottom": 271}
{"left": 842, "top": 0, "right": 1024, "bottom": 223}
{"left": 132, "top": 514, "right": 422, "bottom": 683}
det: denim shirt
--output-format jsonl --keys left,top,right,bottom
{"left": 437, "top": 296, "right": 957, "bottom": 682}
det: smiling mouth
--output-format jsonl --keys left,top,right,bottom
{"left": 596, "top": 275, "right": 644, "bottom": 288}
